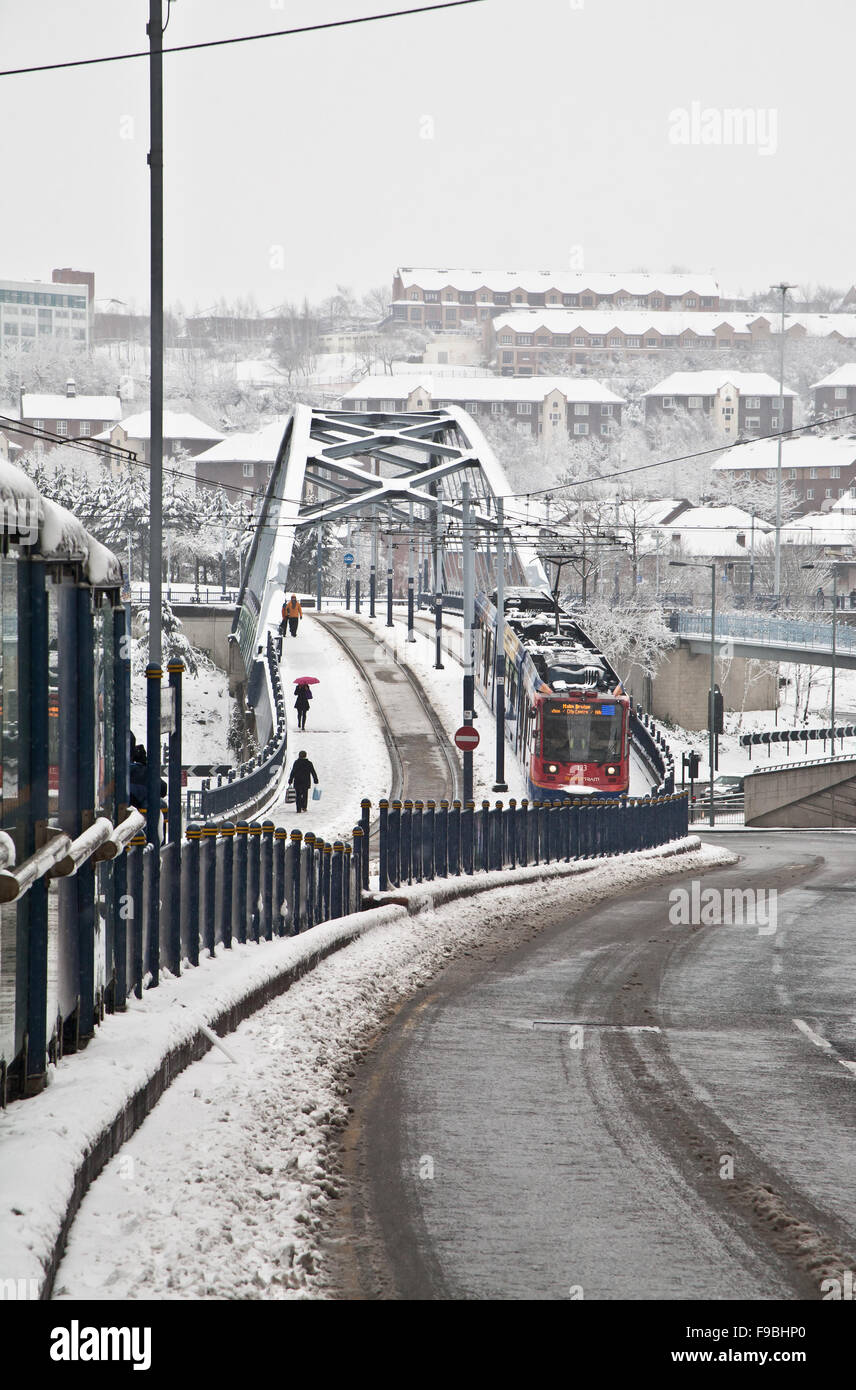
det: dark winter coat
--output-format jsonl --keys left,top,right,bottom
{"left": 294, "top": 686, "right": 312, "bottom": 712}
{"left": 288, "top": 756, "right": 318, "bottom": 790}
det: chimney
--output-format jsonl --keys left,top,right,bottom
{"left": 66, "top": 378, "right": 76, "bottom": 399}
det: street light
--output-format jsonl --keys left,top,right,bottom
{"left": 802, "top": 559, "right": 846, "bottom": 749}
{"left": 772, "top": 281, "right": 796, "bottom": 601}
{"left": 670, "top": 559, "right": 717, "bottom": 828}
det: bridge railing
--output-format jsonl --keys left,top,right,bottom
{"left": 676, "top": 609, "right": 856, "bottom": 654}
{"left": 629, "top": 705, "right": 676, "bottom": 793}
{"left": 194, "top": 633, "right": 288, "bottom": 821}
{"left": 374, "top": 792, "right": 689, "bottom": 889}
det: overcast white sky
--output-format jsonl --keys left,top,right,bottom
{"left": 0, "top": 0, "right": 852, "bottom": 310}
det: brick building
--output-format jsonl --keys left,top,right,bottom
{"left": 712, "top": 436, "right": 856, "bottom": 514}
{"left": 340, "top": 375, "right": 625, "bottom": 441}
{"left": 2, "top": 379, "right": 121, "bottom": 456}
{"left": 94, "top": 410, "right": 224, "bottom": 468}
{"left": 390, "top": 268, "right": 720, "bottom": 331}
{"left": 811, "top": 365, "right": 856, "bottom": 424}
{"left": 193, "top": 418, "right": 287, "bottom": 496}
{"left": 488, "top": 310, "right": 774, "bottom": 371}
{"left": 644, "top": 371, "right": 795, "bottom": 439}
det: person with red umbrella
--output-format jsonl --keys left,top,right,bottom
{"left": 293, "top": 675, "right": 318, "bottom": 731}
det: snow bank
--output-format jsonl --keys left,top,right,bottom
{"left": 0, "top": 835, "right": 733, "bottom": 1300}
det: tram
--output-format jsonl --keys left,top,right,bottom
{"left": 473, "top": 587, "right": 630, "bottom": 798}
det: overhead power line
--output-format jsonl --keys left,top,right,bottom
{"left": 0, "top": 2, "right": 487, "bottom": 78}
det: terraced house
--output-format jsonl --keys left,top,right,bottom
{"left": 643, "top": 371, "right": 795, "bottom": 438}
{"left": 711, "top": 435, "right": 856, "bottom": 515}
{"left": 487, "top": 310, "right": 773, "bottom": 371}
{"left": 389, "top": 268, "right": 720, "bottom": 330}
{"left": 340, "top": 375, "right": 625, "bottom": 441}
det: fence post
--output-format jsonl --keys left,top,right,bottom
{"left": 289, "top": 829, "right": 303, "bottom": 934}
{"left": 479, "top": 801, "right": 490, "bottom": 871}
{"left": 129, "top": 834, "right": 146, "bottom": 998}
{"left": 273, "top": 826, "right": 287, "bottom": 936}
{"left": 185, "top": 824, "right": 201, "bottom": 967}
{"left": 507, "top": 799, "right": 517, "bottom": 869}
{"left": 352, "top": 826, "right": 364, "bottom": 913}
{"left": 343, "top": 843, "right": 352, "bottom": 916}
{"left": 378, "top": 801, "right": 389, "bottom": 891}
{"left": 449, "top": 800, "right": 461, "bottom": 875}
{"left": 402, "top": 800, "right": 413, "bottom": 884}
{"left": 331, "top": 842, "right": 344, "bottom": 919}
{"left": 234, "top": 821, "right": 249, "bottom": 944}
{"left": 389, "top": 800, "right": 402, "bottom": 888}
{"left": 519, "top": 799, "right": 529, "bottom": 866}
{"left": 323, "top": 842, "right": 333, "bottom": 921}
{"left": 143, "top": 842, "right": 158, "bottom": 989}
{"left": 305, "top": 833, "right": 317, "bottom": 924}
{"left": 201, "top": 825, "right": 217, "bottom": 956}
{"left": 462, "top": 801, "right": 475, "bottom": 874}
{"left": 360, "top": 799, "right": 371, "bottom": 888}
{"left": 260, "top": 821, "right": 274, "bottom": 940}
{"left": 219, "top": 823, "right": 235, "bottom": 948}
{"left": 424, "top": 800, "right": 436, "bottom": 880}
{"left": 437, "top": 800, "right": 449, "bottom": 878}
{"left": 248, "top": 821, "right": 262, "bottom": 942}
{"left": 413, "top": 801, "right": 424, "bottom": 882}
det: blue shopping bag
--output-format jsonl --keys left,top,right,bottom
{"left": 312, "top": 786, "right": 322, "bottom": 801}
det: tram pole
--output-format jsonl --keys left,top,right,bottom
{"left": 462, "top": 481, "right": 475, "bottom": 803}
{"left": 407, "top": 501, "right": 416, "bottom": 641}
{"left": 315, "top": 525, "right": 323, "bottom": 616}
{"left": 493, "top": 495, "right": 508, "bottom": 792}
{"left": 370, "top": 517, "right": 377, "bottom": 618}
{"left": 355, "top": 561, "right": 361, "bottom": 613}
{"left": 146, "top": 0, "right": 164, "bottom": 849}
{"left": 432, "top": 483, "right": 444, "bottom": 669}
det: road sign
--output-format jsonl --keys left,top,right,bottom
{"left": 454, "top": 724, "right": 480, "bottom": 751}
{"left": 344, "top": 552, "right": 354, "bottom": 566}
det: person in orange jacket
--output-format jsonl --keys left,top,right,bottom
{"left": 282, "top": 593, "right": 303, "bottom": 637}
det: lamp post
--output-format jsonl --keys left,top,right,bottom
{"left": 802, "top": 560, "right": 843, "bottom": 748}
{"left": 772, "top": 281, "right": 796, "bottom": 601}
{"left": 671, "top": 560, "right": 716, "bottom": 827}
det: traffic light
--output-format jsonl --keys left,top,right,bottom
{"left": 683, "top": 750, "right": 701, "bottom": 780}
{"left": 711, "top": 685, "right": 724, "bottom": 735}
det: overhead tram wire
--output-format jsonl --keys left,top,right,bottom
{"left": 0, "top": 1, "right": 488, "bottom": 78}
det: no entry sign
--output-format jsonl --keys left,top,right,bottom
{"left": 454, "top": 725, "right": 480, "bottom": 751}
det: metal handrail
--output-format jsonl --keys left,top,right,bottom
{"left": 748, "top": 753, "right": 856, "bottom": 777}
{"left": 92, "top": 808, "right": 147, "bottom": 861}
{"left": 678, "top": 609, "right": 856, "bottom": 654}
{"left": 0, "top": 830, "right": 72, "bottom": 903}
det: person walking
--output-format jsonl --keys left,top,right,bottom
{"left": 294, "top": 682, "right": 312, "bottom": 731}
{"left": 287, "top": 750, "right": 318, "bottom": 813}
{"left": 282, "top": 593, "right": 303, "bottom": 637}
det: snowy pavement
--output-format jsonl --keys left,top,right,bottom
{"left": 50, "top": 837, "right": 733, "bottom": 1300}
{"left": 261, "top": 616, "right": 391, "bottom": 841}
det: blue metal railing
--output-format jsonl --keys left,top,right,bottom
{"left": 677, "top": 609, "right": 856, "bottom": 655}
{"left": 194, "top": 633, "right": 287, "bottom": 820}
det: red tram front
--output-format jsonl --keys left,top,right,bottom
{"left": 529, "top": 688, "right": 630, "bottom": 798}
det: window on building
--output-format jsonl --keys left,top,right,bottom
{"left": 834, "top": 407, "right": 847, "bottom": 417}
{"left": 832, "top": 466, "right": 841, "bottom": 478}
{"left": 745, "top": 418, "right": 760, "bottom": 430}
{"left": 809, "top": 467, "right": 817, "bottom": 478}
{"left": 55, "top": 421, "right": 67, "bottom": 436}
{"left": 835, "top": 386, "right": 847, "bottom": 399}
{"left": 466, "top": 401, "right": 478, "bottom": 412}
{"left": 500, "top": 334, "right": 512, "bottom": 344}
{"left": 554, "top": 335, "right": 569, "bottom": 347}
{"left": 563, "top": 295, "right": 577, "bottom": 306}
{"left": 771, "top": 417, "right": 779, "bottom": 429}
{"left": 517, "top": 402, "right": 532, "bottom": 414}
{"left": 518, "top": 335, "right": 532, "bottom": 345}
{"left": 839, "top": 488, "right": 846, "bottom": 497}
{"left": 687, "top": 396, "right": 703, "bottom": 408}
{"left": 32, "top": 418, "right": 44, "bottom": 430}
{"left": 590, "top": 336, "right": 604, "bottom": 346}
{"left": 581, "top": 296, "right": 594, "bottom": 306}
{"left": 651, "top": 297, "right": 662, "bottom": 308}
{"left": 78, "top": 421, "right": 90, "bottom": 436}
{"left": 609, "top": 337, "right": 621, "bottom": 347}
{"left": 491, "top": 402, "right": 502, "bottom": 414}
{"left": 744, "top": 397, "right": 760, "bottom": 409}
{"left": 826, "top": 488, "right": 833, "bottom": 498}
{"left": 444, "top": 308, "right": 456, "bottom": 319}
{"left": 685, "top": 297, "right": 697, "bottom": 308}
{"left": 425, "top": 291, "right": 440, "bottom": 302}
{"left": 380, "top": 399, "right": 396, "bottom": 410}
{"left": 501, "top": 351, "right": 513, "bottom": 363}
{"left": 646, "top": 339, "right": 658, "bottom": 347}
{"left": 242, "top": 462, "right": 253, "bottom": 477}
{"left": 601, "top": 404, "right": 613, "bottom": 416}
{"left": 495, "top": 294, "right": 509, "bottom": 304}
{"left": 460, "top": 292, "right": 475, "bottom": 304}
{"left": 806, "top": 488, "right": 814, "bottom": 499}
{"left": 601, "top": 424, "right": 614, "bottom": 437}
{"left": 410, "top": 292, "right": 419, "bottom": 300}
{"left": 410, "top": 309, "right": 422, "bottom": 320}
{"left": 574, "top": 422, "right": 589, "bottom": 435}
{"left": 626, "top": 336, "right": 641, "bottom": 348}
{"left": 574, "top": 336, "right": 585, "bottom": 346}
{"left": 789, "top": 468, "right": 797, "bottom": 479}
{"left": 574, "top": 403, "right": 589, "bottom": 415}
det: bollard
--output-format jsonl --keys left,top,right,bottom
{"left": 200, "top": 825, "right": 217, "bottom": 956}
{"left": 414, "top": 801, "right": 427, "bottom": 882}
{"left": 331, "top": 842, "right": 344, "bottom": 919}
{"left": 378, "top": 801, "right": 389, "bottom": 892}
{"left": 234, "top": 821, "right": 249, "bottom": 944}
{"left": 437, "top": 800, "right": 449, "bottom": 878}
{"left": 360, "top": 799, "right": 371, "bottom": 889}
{"left": 185, "top": 823, "right": 201, "bottom": 967}
{"left": 462, "top": 801, "right": 475, "bottom": 875}
{"left": 304, "top": 833, "right": 317, "bottom": 925}
{"left": 322, "top": 842, "right": 333, "bottom": 922}
{"left": 508, "top": 799, "right": 517, "bottom": 869}
{"left": 248, "top": 822, "right": 262, "bottom": 941}
{"left": 491, "top": 801, "right": 503, "bottom": 870}
{"left": 424, "top": 800, "right": 436, "bottom": 880}
{"left": 351, "top": 826, "right": 364, "bottom": 914}
{"left": 479, "top": 801, "right": 490, "bottom": 872}
{"left": 272, "top": 825, "right": 286, "bottom": 937}
{"left": 129, "top": 835, "right": 145, "bottom": 999}
{"left": 402, "top": 801, "right": 413, "bottom": 885}
{"left": 219, "top": 823, "right": 235, "bottom": 948}
{"left": 449, "top": 799, "right": 461, "bottom": 876}
{"left": 389, "top": 801, "right": 402, "bottom": 888}
{"left": 343, "top": 843, "right": 352, "bottom": 916}
{"left": 289, "top": 829, "right": 302, "bottom": 934}
{"left": 519, "top": 799, "right": 529, "bottom": 867}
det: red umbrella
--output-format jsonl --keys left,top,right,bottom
{"left": 293, "top": 676, "right": 319, "bottom": 685}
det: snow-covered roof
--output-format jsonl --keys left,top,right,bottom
{"left": 832, "top": 490, "right": 856, "bottom": 512}
{"left": 783, "top": 313, "right": 856, "bottom": 338}
{"left": 108, "top": 411, "right": 225, "bottom": 442}
{"left": 193, "top": 418, "right": 289, "bottom": 465}
{"left": 0, "top": 458, "right": 121, "bottom": 584}
{"left": 340, "top": 375, "right": 625, "bottom": 404}
{"left": 810, "top": 363, "right": 856, "bottom": 389}
{"left": 712, "top": 435, "right": 856, "bottom": 472}
{"left": 21, "top": 394, "right": 121, "bottom": 421}
{"left": 491, "top": 310, "right": 765, "bottom": 335}
{"left": 654, "top": 504, "right": 773, "bottom": 558}
{"left": 781, "top": 512, "right": 856, "bottom": 545}
{"left": 396, "top": 267, "right": 720, "bottom": 298}
{"left": 643, "top": 371, "right": 795, "bottom": 398}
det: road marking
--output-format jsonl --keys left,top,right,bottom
{"left": 531, "top": 1020, "right": 662, "bottom": 1033}
{"left": 792, "top": 1016, "right": 833, "bottom": 1052}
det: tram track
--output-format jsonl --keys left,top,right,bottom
{"left": 317, "top": 612, "right": 461, "bottom": 807}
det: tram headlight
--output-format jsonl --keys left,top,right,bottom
{"left": 606, "top": 765, "right": 617, "bottom": 776}
{"left": 547, "top": 764, "right": 558, "bottom": 773}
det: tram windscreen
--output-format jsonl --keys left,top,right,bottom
{"left": 542, "top": 700, "right": 623, "bottom": 764}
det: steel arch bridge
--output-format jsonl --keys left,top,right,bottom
{"left": 230, "top": 404, "right": 544, "bottom": 740}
